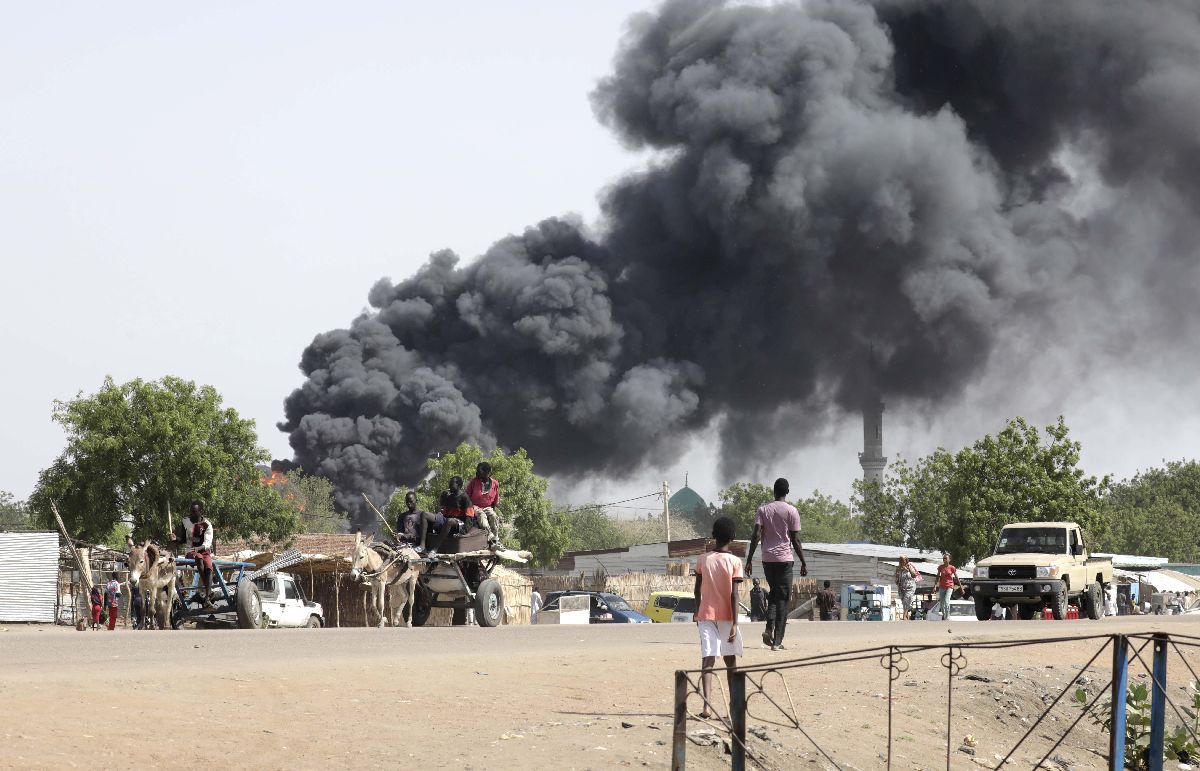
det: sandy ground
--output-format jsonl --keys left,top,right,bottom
{"left": 1, "top": 615, "right": 1197, "bottom": 770}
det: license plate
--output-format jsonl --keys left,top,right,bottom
{"left": 998, "top": 584, "right": 1023, "bottom": 593}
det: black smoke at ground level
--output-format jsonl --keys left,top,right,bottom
{"left": 280, "top": 0, "right": 1200, "bottom": 527}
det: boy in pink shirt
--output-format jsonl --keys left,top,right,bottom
{"left": 694, "top": 516, "right": 744, "bottom": 719}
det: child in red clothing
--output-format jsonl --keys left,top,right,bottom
{"left": 89, "top": 585, "right": 103, "bottom": 630}
{"left": 694, "top": 516, "right": 744, "bottom": 719}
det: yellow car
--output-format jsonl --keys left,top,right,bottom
{"left": 645, "top": 591, "right": 698, "bottom": 623}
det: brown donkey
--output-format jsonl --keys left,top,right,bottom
{"left": 349, "top": 532, "right": 425, "bottom": 628}
{"left": 126, "top": 537, "right": 177, "bottom": 629}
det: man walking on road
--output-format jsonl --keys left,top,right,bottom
{"left": 815, "top": 580, "right": 838, "bottom": 621}
{"left": 745, "top": 478, "right": 807, "bottom": 651}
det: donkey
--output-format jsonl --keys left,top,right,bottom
{"left": 126, "top": 537, "right": 176, "bottom": 630}
{"left": 349, "top": 532, "right": 425, "bottom": 628}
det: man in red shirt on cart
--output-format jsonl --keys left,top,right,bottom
{"left": 466, "top": 462, "right": 503, "bottom": 546}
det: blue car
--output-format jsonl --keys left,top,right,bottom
{"left": 542, "top": 590, "right": 652, "bottom": 624}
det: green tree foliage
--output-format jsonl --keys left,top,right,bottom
{"left": 391, "top": 442, "right": 568, "bottom": 567}
{"left": 564, "top": 505, "right": 626, "bottom": 552}
{"left": 1101, "top": 460, "right": 1200, "bottom": 562}
{"left": 278, "top": 472, "right": 347, "bottom": 534}
{"left": 715, "top": 482, "right": 856, "bottom": 543}
{"left": 29, "top": 376, "right": 300, "bottom": 543}
{"left": 853, "top": 417, "right": 1108, "bottom": 562}
{"left": 716, "top": 481, "right": 773, "bottom": 540}
{"left": 0, "top": 491, "right": 32, "bottom": 530}
{"left": 795, "top": 491, "right": 861, "bottom": 543}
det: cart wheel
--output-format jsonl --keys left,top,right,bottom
{"left": 475, "top": 579, "right": 503, "bottom": 628}
{"left": 411, "top": 598, "right": 431, "bottom": 628}
{"left": 170, "top": 599, "right": 185, "bottom": 630}
{"left": 235, "top": 579, "right": 263, "bottom": 629}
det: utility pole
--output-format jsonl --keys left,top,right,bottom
{"left": 662, "top": 480, "right": 671, "bottom": 543}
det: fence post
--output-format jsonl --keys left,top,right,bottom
{"left": 730, "top": 669, "right": 747, "bottom": 771}
{"left": 1149, "top": 633, "right": 1168, "bottom": 771}
{"left": 1110, "top": 634, "right": 1128, "bottom": 771}
{"left": 673, "top": 670, "right": 688, "bottom": 771}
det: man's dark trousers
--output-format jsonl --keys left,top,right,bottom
{"left": 762, "top": 561, "right": 794, "bottom": 646}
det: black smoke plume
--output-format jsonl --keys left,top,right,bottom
{"left": 282, "top": 0, "right": 1200, "bottom": 526}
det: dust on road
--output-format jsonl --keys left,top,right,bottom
{"left": 0, "top": 616, "right": 1192, "bottom": 770}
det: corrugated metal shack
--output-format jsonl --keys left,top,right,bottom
{"left": 0, "top": 531, "right": 60, "bottom": 623}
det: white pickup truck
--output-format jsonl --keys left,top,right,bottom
{"left": 252, "top": 572, "right": 324, "bottom": 628}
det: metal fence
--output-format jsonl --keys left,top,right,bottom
{"left": 672, "top": 632, "right": 1200, "bottom": 770}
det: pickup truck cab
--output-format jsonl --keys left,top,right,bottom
{"left": 252, "top": 572, "right": 324, "bottom": 628}
{"left": 971, "top": 522, "right": 1112, "bottom": 621}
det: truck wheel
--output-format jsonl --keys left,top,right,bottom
{"left": 305, "top": 615, "right": 321, "bottom": 628}
{"left": 1017, "top": 603, "right": 1037, "bottom": 620}
{"left": 1084, "top": 584, "right": 1102, "bottom": 620}
{"left": 1050, "top": 589, "right": 1068, "bottom": 621}
{"left": 974, "top": 596, "right": 991, "bottom": 621}
{"left": 475, "top": 579, "right": 504, "bottom": 627}
{"left": 235, "top": 579, "right": 263, "bottom": 629}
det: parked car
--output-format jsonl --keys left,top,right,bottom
{"left": 645, "top": 591, "right": 697, "bottom": 622}
{"left": 252, "top": 572, "right": 324, "bottom": 628}
{"left": 542, "top": 591, "right": 651, "bottom": 624}
{"left": 926, "top": 599, "right": 979, "bottom": 622}
{"left": 644, "top": 590, "right": 752, "bottom": 623}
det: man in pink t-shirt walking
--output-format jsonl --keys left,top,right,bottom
{"left": 745, "top": 478, "right": 807, "bottom": 651}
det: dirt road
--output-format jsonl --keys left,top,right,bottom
{"left": 1, "top": 616, "right": 1194, "bottom": 770}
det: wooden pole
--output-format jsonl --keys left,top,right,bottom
{"left": 361, "top": 493, "right": 397, "bottom": 539}
{"left": 334, "top": 567, "right": 340, "bottom": 628}
{"left": 662, "top": 481, "right": 672, "bottom": 544}
{"left": 166, "top": 501, "right": 173, "bottom": 541}
{"left": 50, "top": 501, "right": 93, "bottom": 594}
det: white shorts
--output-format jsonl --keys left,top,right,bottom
{"left": 698, "top": 620, "right": 743, "bottom": 658}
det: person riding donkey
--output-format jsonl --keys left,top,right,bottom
{"left": 175, "top": 501, "right": 216, "bottom": 610}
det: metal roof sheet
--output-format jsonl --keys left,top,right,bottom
{"left": 1093, "top": 553, "right": 1169, "bottom": 569}
{"left": 804, "top": 542, "right": 943, "bottom": 560}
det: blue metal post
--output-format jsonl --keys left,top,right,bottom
{"left": 1111, "top": 635, "right": 1128, "bottom": 771}
{"left": 1149, "top": 634, "right": 1168, "bottom": 771}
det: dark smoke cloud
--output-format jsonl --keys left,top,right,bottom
{"left": 282, "top": 0, "right": 1200, "bottom": 526}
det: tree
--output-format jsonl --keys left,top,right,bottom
{"left": 278, "top": 472, "right": 347, "bottom": 534}
{"left": 854, "top": 417, "right": 1108, "bottom": 563}
{"left": 391, "top": 442, "right": 569, "bottom": 567}
{"left": 0, "top": 491, "right": 32, "bottom": 530}
{"left": 1101, "top": 461, "right": 1200, "bottom": 562}
{"left": 795, "top": 491, "right": 861, "bottom": 543}
{"left": 28, "top": 376, "right": 300, "bottom": 544}
{"left": 564, "top": 505, "right": 626, "bottom": 552}
{"left": 715, "top": 481, "right": 773, "bottom": 541}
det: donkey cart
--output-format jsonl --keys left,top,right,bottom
{"left": 169, "top": 556, "right": 264, "bottom": 630}
{"left": 411, "top": 530, "right": 531, "bottom": 628}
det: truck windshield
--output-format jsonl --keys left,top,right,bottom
{"left": 995, "top": 527, "right": 1068, "bottom": 555}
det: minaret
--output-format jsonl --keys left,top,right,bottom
{"left": 858, "top": 397, "right": 886, "bottom": 485}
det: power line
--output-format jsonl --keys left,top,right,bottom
{"left": 557, "top": 491, "right": 663, "bottom": 516}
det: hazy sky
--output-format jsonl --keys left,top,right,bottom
{"left": 3, "top": 2, "right": 1197, "bottom": 512}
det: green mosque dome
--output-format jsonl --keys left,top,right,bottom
{"left": 669, "top": 481, "right": 707, "bottom": 513}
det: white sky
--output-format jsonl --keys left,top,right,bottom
{"left": 2, "top": 2, "right": 1196, "bottom": 513}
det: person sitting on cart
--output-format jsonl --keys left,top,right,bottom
{"left": 175, "top": 501, "right": 216, "bottom": 610}
{"left": 395, "top": 491, "right": 436, "bottom": 554}
{"left": 466, "top": 462, "right": 502, "bottom": 545}
{"left": 426, "top": 491, "right": 478, "bottom": 558}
